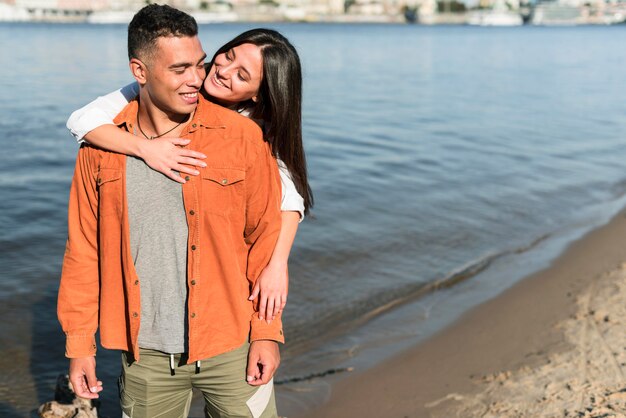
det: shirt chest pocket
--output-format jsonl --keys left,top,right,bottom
{"left": 97, "top": 168, "right": 123, "bottom": 218}
{"left": 201, "top": 168, "right": 246, "bottom": 215}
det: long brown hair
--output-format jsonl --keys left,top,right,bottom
{"left": 208, "top": 29, "right": 313, "bottom": 215}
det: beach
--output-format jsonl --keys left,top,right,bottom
{"left": 294, "top": 209, "right": 626, "bottom": 417}
{"left": 2, "top": 24, "right": 626, "bottom": 417}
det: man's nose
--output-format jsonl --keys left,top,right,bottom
{"left": 188, "top": 67, "right": 204, "bottom": 88}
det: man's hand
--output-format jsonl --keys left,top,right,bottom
{"left": 69, "top": 356, "right": 103, "bottom": 399}
{"left": 246, "top": 340, "right": 280, "bottom": 386}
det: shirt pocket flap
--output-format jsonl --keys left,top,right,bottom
{"left": 97, "top": 168, "right": 122, "bottom": 185}
{"left": 202, "top": 168, "right": 245, "bottom": 187}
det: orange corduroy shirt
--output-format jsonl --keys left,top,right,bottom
{"left": 57, "top": 96, "right": 283, "bottom": 363}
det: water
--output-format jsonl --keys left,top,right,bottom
{"left": 1, "top": 23, "right": 626, "bottom": 416}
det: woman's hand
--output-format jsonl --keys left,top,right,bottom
{"left": 249, "top": 261, "right": 288, "bottom": 323}
{"left": 137, "top": 137, "right": 207, "bottom": 183}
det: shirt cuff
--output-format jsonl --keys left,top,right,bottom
{"left": 250, "top": 315, "right": 285, "bottom": 344}
{"left": 65, "top": 332, "right": 97, "bottom": 358}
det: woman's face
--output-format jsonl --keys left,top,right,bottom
{"left": 204, "top": 43, "right": 263, "bottom": 107}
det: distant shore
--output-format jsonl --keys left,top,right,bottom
{"left": 294, "top": 208, "right": 626, "bottom": 417}
{"left": 2, "top": 3, "right": 625, "bottom": 26}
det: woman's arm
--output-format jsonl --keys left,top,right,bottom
{"left": 278, "top": 159, "right": 305, "bottom": 221}
{"left": 67, "top": 83, "right": 139, "bottom": 141}
{"left": 67, "top": 83, "right": 206, "bottom": 183}
{"left": 249, "top": 158, "right": 305, "bottom": 321}
{"left": 82, "top": 126, "right": 206, "bottom": 183}
{"left": 249, "top": 211, "right": 300, "bottom": 322}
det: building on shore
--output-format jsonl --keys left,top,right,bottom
{"left": 0, "top": 0, "right": 625, "bottom": 24}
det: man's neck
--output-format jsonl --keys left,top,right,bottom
{"left": 137, "top": 90, "right": 195, "bottom": 139}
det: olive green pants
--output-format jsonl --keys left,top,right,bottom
{"left": 119, "top": 344, "right": 277, "bottom": 418}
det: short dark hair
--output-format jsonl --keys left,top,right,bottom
{"left": 127, "top": 4, "right": 198, "bottom": 63}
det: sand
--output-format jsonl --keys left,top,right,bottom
{"left": 299, "top": 210, "right": 626, "bottom": 418}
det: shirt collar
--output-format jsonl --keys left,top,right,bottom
{"left": 112, "top": 93, "right": 227, "bottom": 134}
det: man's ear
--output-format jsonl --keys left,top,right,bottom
{"left": 129, "top": 58, "right": 148, "bottom": 85}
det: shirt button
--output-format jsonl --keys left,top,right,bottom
{"left": 221, "top": 178, "right": 228, "bottom": 185}
{"left": 97, "top": 178, "right": 102, "bottom": 185}
{"left": 185, "top": 176, "right": 190, "bottom": 181}
{"left": 191, "top": 280, "right": 196, "bottom": 285}
{"left": 191, "top": 313, "right": 196, "bottom": 318}
{"left": 134, "top": 280, "right": 139, "bottom": 285}
{"left": 192, "top": 123, "right": 197, "bottom": 128}
{"left": 189, "top": 210, "right": 195, "bottom": 216}
{"left": 132, "top": 312, "right": 138, "bottom": 318}
{"left": 279, "top": 330, "right": 283, "bottom": 335}
{"left": 191, "top": 245, "right": 197, "bottom": 251}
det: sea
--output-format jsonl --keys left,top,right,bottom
{"left": 1, "top": 22, "right": 626, "bottom": 417}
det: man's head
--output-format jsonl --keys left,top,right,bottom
{"left": 128, "top": 5, "right": 206, "bottom": 117}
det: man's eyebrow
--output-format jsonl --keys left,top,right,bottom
{"left": 169, "top": 54, "right": 207, "bottom": 69}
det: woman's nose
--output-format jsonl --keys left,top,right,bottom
{"left": 217, "top": 63, "right": 233, "bottom": 79}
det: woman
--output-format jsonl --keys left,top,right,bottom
{"left": 67, "top": 29, "right": 313, "bottom": 323}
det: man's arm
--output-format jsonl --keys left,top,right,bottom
{"left": 243, "top": 135, "right": 283, "bottom": 385}
{"left": 57, "top": 145, "right": 102, "bottom": 398}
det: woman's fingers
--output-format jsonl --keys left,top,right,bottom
{"left": 175, "top": 155, "right": 206, "bottom": 169}
{"left": 173, "top": 163, "right": 200, "bottom": 176}
{"left": 249, "top": 283, "right": 260, "bottom": 301}
{"left": 265, "top": 298, "right": 275, "bottom": 324}
{"left": 162, "top": 169, "right": 186, "bottom": 184}
{"left": 163, "top": 137, "right": 191, "bottom": 146}
{"left": 258, "top": 297, "right": 267, "bottom": 321}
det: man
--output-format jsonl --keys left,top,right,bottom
{"left": 57, "top": 5, "right": 283, "bottom": 417}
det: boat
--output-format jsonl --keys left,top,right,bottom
{"left": 531, "top": 1, "right": 581, "bottom": 25}
{"left": 468, "top": 0, "right": 523, "bottom": 26}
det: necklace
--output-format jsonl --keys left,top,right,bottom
{"left": 136, "top": 111, "right": 189, "bottom": 140}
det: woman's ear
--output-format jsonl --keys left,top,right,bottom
{"left": 129, "top": 58, "right": 148, "bottom": 85}
{"left": 251, "top": 95, "right": 258, "bottom": 103}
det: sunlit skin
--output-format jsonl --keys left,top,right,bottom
{"left": 204, "top": 43, "right": 263, "bottom": 107}
{"left": 131, "top": 35, "right": 207, "bottom": 133}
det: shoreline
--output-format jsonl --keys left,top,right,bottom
{"left": 294, "top": 208, "right": 626, "bottom": 417}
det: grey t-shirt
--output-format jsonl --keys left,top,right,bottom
{"left": 126, "top": 156, "right": 188, "bottom": 354}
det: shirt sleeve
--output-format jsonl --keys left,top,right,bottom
{"left": 244, "top": 136, "right": 284, "bottom": 343}
{"left": 277, "top": 158, "right": 305, "bottom": 222}
{"left": 67, "top": 82, "right": 139, "bottom": 142}
{"left": 57, "top": 145, "right": 101, "bottom": 358}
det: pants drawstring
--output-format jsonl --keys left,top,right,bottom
{"left": 169, "top": 354, "right": 176, "bottom": 376}
{"left": 167, "top": 354, "right": 199, "bottom": 375}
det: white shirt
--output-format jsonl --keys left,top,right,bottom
{"left": 67, "top": 82, "right": 305, "bottom": 220}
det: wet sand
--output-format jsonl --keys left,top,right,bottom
{"left": 299, "top": 209, "right": 626, "bottom": 418}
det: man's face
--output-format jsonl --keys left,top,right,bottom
{"left": 142, "top": 35, "right": 206, "bottom": 116}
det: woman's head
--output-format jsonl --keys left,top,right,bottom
{"left": 204, "top": 42, "right": 263, "bottom": 106}
{"left": 205, "top": 29, "right": 313, "bottom": 214}
{"left": 204, "top": 29, "right": 302, "bottom": 118}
